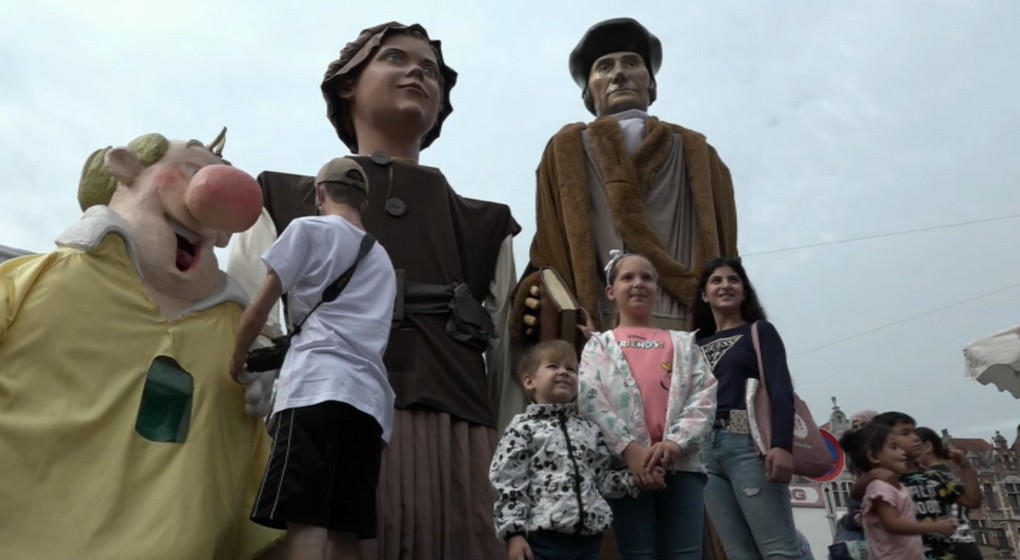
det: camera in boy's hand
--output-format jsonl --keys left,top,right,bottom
{"left": 245, "top": 335, "right": 292, "bottom": 372}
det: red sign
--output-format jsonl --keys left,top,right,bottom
{"left": 806, "top": 428, "right": 845, "bottom": 483}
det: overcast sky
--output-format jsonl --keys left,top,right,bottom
{"left": 3, "top": 0, "right": 1018, "bottom": 440}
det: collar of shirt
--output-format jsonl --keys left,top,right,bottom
{"left": 524, "top": 402, "right": 579, "bottom": 419}
{"left": 608, "top": 108, "right": 650, "bottom": 155}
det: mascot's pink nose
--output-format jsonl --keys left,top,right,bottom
{"left": 185, "top": 165, "right": 263, "bottom": 233}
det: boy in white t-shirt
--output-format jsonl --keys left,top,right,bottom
{"left": 230, "top": 157, "right": 396, "bottom": 560}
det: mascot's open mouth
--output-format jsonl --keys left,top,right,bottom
{"left": 175, "top": 234, "right": 199, "bottom": 272}
{"left": 171, "top": 223, "right": 201, "bottom": 272}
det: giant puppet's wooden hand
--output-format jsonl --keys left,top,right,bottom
{"left": 522, "top": 284, "right": 540, "bottom": 337}
{"left": 522, "top": 284, "right": 596, "bottom": 340}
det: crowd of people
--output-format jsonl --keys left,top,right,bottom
{"left": 226, "top": 17, "right": 986, "bottom": 560}
{"left": 0, "top": 12, "right": 987, "bottom": 560}
{"left": 487, "top": 255, "right": 808, "bottom": 559}
{"left": 835, "top": 412, "right": 983, "bottom": 560}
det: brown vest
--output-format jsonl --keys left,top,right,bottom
{"left": 258, "top": 156, "right": 519, "bottom": 427}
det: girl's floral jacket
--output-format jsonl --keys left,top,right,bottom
{"left": 579, "top": 329, "right": 717, "bottom": 473}
{"left": 489, "top": 403, "right": 637, "bottom": 540}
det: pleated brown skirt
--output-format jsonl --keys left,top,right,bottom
{"left": 359, "top": 408, "right": 506, "bottom": 560}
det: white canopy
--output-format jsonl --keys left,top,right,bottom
{"left": 964, "top": 325, "right": 1020, "bottom": 399}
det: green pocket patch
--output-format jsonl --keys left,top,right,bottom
{"left": 135, "top": 356, "right": 193, "bottom": 443}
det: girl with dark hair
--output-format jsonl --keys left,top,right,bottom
{"left": 840, "top": 425, "right": 955, "bottom": 559}
{"left": 832, "top": 410, "right": 881, "bottom": 547}
{"left": 916, "top": 427, "right": 951, "bottom": 462}
{"left": 691, "top": 257, "right": 766, "bottom": 339}
{"left": 917, "top": 428, "right": 985, "bottom": 560}
{"left": 692, "top": 258, "right": 802, "bottom": 558}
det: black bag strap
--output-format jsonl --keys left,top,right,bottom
{"left": 291, "top": 233, "right": 376, "bottom": 336}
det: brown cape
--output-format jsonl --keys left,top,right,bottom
{"left": 512, "top": 116, "right": 738, "bottom": 337}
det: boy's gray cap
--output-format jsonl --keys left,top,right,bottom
{"left": 315, "top": 157, "right": 369, "bottom": 194}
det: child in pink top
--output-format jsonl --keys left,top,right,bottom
{"left": 840, "top": 423, "right": 955, "bottom": 560}
{"left": 579, "top": 252, "right": 717, "bottom": 559}
{"left": 615, "top": 328, "right": 671, "bottom": 442}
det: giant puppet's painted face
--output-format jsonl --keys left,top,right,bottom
{"left": 103, "top": 140, "right": 262, "bottom": 306}
{"left": 587, "top": 50, "right": 652, "bottom": 117}
{"left": 340, "top": 33, "right": 444, "bottom": 145}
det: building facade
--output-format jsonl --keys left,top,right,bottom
{"left": 946, "top": 428, "right": 1020, "bottom": 559}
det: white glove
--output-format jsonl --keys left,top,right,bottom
{"left": 237, "top": 367, "right": 278, "bottom": 419}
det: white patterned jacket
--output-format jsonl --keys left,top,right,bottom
{"left": 578, "top": 329, "right": 718, "bottom": 473}
{"left": 489, "top": 403, "right": 637, "bottom": 540}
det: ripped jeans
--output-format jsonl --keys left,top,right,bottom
{"left": 702, "top": 429, "right": 802, "bottom": 559}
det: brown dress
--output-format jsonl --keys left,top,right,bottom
{"left": 257, "top": 155, "right": 519, "bottom": 560}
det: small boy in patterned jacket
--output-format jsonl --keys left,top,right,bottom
{"left": 489, "top": 340, "right": 663, "bottom": 560}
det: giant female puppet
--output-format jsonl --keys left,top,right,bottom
{"left": 505, "top": 18, "right": 740, "bottom": 560}
{"left": 0, "top": 130, "right": 282, "bottom": 558}
{"left": 228, "top": 22, "right": 518, "bottom": 559}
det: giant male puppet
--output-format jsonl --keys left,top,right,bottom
{"left": 505, "top": 17, "right": 738, "bottom": 420}
{"left": 512, "top": 16, "right": 738, "bottom": 354}
{"left": 228, "top": 22, "right": 519, "bottom": 559}
{"left": 505, "top": 18, "right": 739, "bottom": 560}
{"left": 0, "top": 131, "right": 282, "bottom": 559}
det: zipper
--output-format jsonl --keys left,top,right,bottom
{"left": 557, "top": 413, "right": 586, "bottom": 535}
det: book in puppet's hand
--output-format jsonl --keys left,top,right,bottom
{"left": 538, "top": 267, "right": 585, "bottom": 355}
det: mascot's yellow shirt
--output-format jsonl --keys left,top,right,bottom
{"left": 0, "top": 207, "right": 280, "bottom": 559}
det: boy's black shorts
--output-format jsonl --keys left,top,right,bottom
{"left": 251, "top": 400, "right": 383, "bottom": 537}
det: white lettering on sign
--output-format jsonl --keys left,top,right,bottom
{"left": 789, "top": 484, "right": 824, "bottom": 508}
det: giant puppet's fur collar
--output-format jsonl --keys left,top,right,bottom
{"left": 550, "top": 116, "right": 723, "bottom": 318}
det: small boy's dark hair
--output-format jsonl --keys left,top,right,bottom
{"left": 916, "top": 427, "right": 950, "bottom": 460}
{"left": 871, "top": 411, "right": 916, "bottom": 428}
{"left": 840, "top": 424, "right": 892, "bottom": 474}
{"left": 517, "top": 340, "right": 577, "bottom": 383}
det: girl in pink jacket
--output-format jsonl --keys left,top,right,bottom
{"left": 578, "top": 252, "right": 718, "bottom": 559}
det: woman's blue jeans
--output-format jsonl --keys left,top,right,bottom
{"left": 607, "top": 471, "right": 706, "bottom": 560}
{"left": 702, "top": 429, "right": 803, "bottom": 559}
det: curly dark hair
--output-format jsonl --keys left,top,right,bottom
{"left": 916, "top": 427, "right": 950, "bottom": 460}
{"left": 691, "top": 257, "right": 767, "bottom": 339}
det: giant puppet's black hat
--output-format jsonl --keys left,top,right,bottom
{"left": 568, "top": 18, "right": 662, "bottom": 115}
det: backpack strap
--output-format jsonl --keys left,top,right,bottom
{"left": 292, "top": 233, "right": 377, "bottom": 335}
